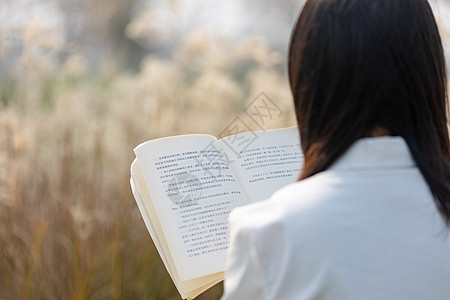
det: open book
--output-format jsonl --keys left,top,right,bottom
{"left": 130, "top": 127, "right": 303, "bottom": 299}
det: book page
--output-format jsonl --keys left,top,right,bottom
{"left": 134, "top": 134, "right": 248, "bottom": 281}
{"left": 219, "top": 127, "right": 303, "bottom": 203}
{"left": 130, "top": 160, "right": 224, "bottom": 299}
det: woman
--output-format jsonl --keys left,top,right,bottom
{"left": 221, "top": 0, "right": 450, "bottom": 299}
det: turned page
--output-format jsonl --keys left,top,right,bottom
{"left": 134, "top": 134, "right": 248, "bottom": 281}
{"left": 130, "top": 160, "right": 224, "bottom": 300}
{"left": 219, "top": 127, "right": 303, "bottom": 203}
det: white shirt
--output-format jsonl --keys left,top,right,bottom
{"left": 221, "top": 136, "right": 450, "bottom": 300}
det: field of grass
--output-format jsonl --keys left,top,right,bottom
{"left": 0, "top": 22, "right": 296, "bottom": 299}
{"left": 1, "top": 9, "right": 449, "bottom": 299}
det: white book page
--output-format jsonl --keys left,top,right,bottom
{"left": 130, "top": 160, "right": 177, "bottom": 284}
{"left": 134, "top": 134, "right": 248, "bottom": 281}
{"left": 131, "top": 161, "right": 224, "bottom": 299}
{"left": 219, "top": 127, "right": 303, "bottom": 203}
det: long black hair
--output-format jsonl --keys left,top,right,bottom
{"left": 288, "top": 0, "right": 450, "bottom": 222}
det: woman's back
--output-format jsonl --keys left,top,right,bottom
{"left": 222, "top": 137, "right": 450, "bottom": 299}
{"left": 222, "top": 0, "right": 450, "bottom": 298}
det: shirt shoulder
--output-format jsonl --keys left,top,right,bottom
{"left": 229, "top": 171, "right": 344, "bottom": 232}
{"left": 229, "top": 164, "right": 436, "bottom": 250}
{"left": 224, "top": 172, "right": 344, "bottom": 299}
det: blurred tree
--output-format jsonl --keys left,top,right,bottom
{"left": 241, "top": 0, "right": 305, "bottom": 54}
{"left": 52, "top": 0, "right": 149, "bottom": 71}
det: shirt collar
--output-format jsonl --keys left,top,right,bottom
{"left": 329, "top": 136, "right": 416, "bottom": 171}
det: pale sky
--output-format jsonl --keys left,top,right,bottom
{"left": 0, "top": 0, "right": 449, "bottom": 59}
{"left": 1, "top": 0, "right": 449, "bottom": 39}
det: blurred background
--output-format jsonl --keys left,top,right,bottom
{"left": 0, "top": 0, "right": 449, "bottom": 299}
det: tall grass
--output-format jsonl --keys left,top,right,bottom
{"left": 1, "top": 8, "right": 449, "bottom": 299}
{"left": 0, "top": 21, "right": 296, "bottom": 299}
